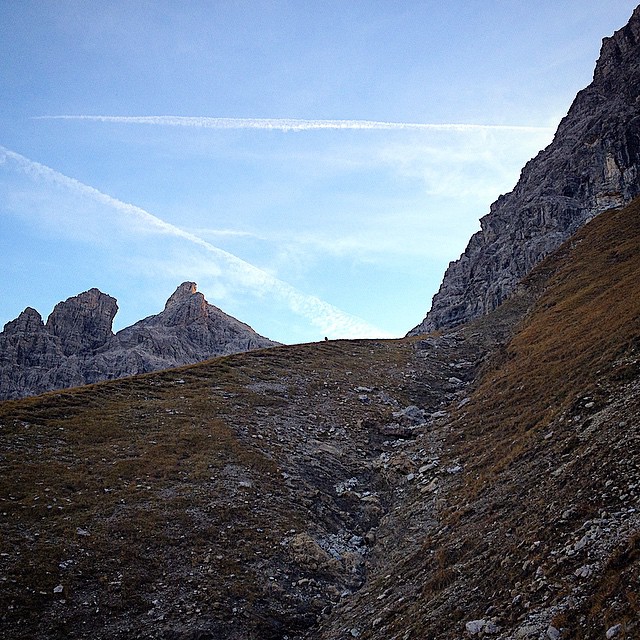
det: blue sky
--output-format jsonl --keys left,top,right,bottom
{"left": 1, "top": 1, "right": 637, "bottom": 344}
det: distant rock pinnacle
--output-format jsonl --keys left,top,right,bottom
{"left": 409, "top": 6, "right": 640, "bottom": 335}
{"left": 164, "top": 281, "right": 198, "bottom": 309}
{"left": 45, "top": 288, "right": 118, "bottom": 356}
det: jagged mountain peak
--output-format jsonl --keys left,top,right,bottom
{"left": 164, "top": 281, "right": 199, "bottom": 309}
{"left": 3, "top": 306, "right": 44, "bottom": 333}
{"left": 44, "top": 288, "right": 118, "bottom": 356}
{"left": 594, "top": 5, "right": 640, "bottom": 83}
{"left": 0, "top": 282, "right": 278, "bottom": 399}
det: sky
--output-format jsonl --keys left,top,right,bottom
{"left": 1, "top": 1, "right": 638, "bottom": 345}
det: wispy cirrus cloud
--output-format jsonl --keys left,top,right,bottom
{"left": 35, "top": 114, "right": 554, "bottom": 134}
{"left": 0, "top": 145, "right": 389, "bottom": 339}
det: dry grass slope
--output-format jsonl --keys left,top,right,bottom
{"left": 1, "top": 339, "right": 436, "bottom": 639}
{"left": 465, "top": 201, "right": 640, "bottom": 479}
{"left": 317, "top": 201, "right": 640, "bottom": 639}
{"left": 1, "top": 201, "right": 639, "bottom": 639}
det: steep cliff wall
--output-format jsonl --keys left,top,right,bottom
{"left": 409, "top": 6, "right": 640, "bottom": 335}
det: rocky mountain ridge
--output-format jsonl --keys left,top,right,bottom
{"left": 0, "top": 282, "right": 278, "bottom": 400}
{"left": 410, "top": 5, "right": 640, "bottom": 335}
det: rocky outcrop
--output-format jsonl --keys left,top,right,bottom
{"left": 0, "top": 308, "right": 64, "bottom": 398}
{"left": 45, "top": 288, "right": 118, "bottom": 357}
{"left": 409, "top": 6, "right": 640, "bottom": 335}
{"left": 0, "top": 282, "right": 278, "bottom": 399}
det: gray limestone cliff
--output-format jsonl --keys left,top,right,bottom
{"left": 409, "top": 6, "right": 640, "bottom": 335}
{"left": 0, "top": 282, "right": 278, "bottom": 399}
{"left": 46, "top": 288, "right": 118, "bottom": 357}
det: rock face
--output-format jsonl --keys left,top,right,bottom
{"left": 106, "top": 281, "right": 279, "bottom": 374}
{"left": 46, "top": 288, "right": 119, "bottom": 357}
{"left": 0, "top": 282, "right": 278, "bottom": 399}
{"left": 409, "top": 6, "right": 640, "bottom": 335}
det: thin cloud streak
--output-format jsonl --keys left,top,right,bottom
{"left": 36, "top": 115, "right": 554, "bottom": 134}
{"left": 0, "top": 145, "right": 389, "bottom": 340}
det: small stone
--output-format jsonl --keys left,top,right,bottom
{"left": 574, "top": 564, "right": 593, "bottom": 578}
{"left": 465, "top": 619, "right": 486, "bottom": 635}
{"left": 484, "top": 621, "right": 500, "bottom": 634}
{"left": 392, "top": 405, "right": 426, "bottom": 425}
{"left": 606, "top": 624, "right": 622, "bottom": 639}
{"left": 547, "top": 625, "right": 560, "bottom": 639}
{"left": 350, "top": 628, "right": 361, "bottom": 637}
{"left": 76, "top": 527, "right": 90, "bottom": 536}
{"left": 573, "top": 535, "right": 588, "bottom": 551}
{"left": 514, "top": 625, "right": 539, "bottom": 638}
{"left": 422, "top": 478, "right": 439, "bottom": 493}
{"left": 53, "top": 584, "right": 64, "bottom": 594}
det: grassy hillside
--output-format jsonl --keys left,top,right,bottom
{"left": 1, "top": 336, "right": 484, "bottom": 639}
{"left": 1, "top": 200, "right": 639, "bottom": 639}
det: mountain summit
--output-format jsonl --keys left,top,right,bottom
{"left": 0, "top": 282, "right": 278, "bottom": 399}
{"left": 409, "top": 6, "right": 640, "bottom": 335}
{"left": 164, "top": 281, "right": 199, "bottom": 308}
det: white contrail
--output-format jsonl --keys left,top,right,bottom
{"left": 35, "top": 115, "right": 554, "bottom": 133}
{"left": 0, "top": 145, "right": 390, "bottom": 340}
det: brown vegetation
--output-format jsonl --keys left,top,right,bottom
{"left": 1, "top": 201, "right": 639, "bottom": 639}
